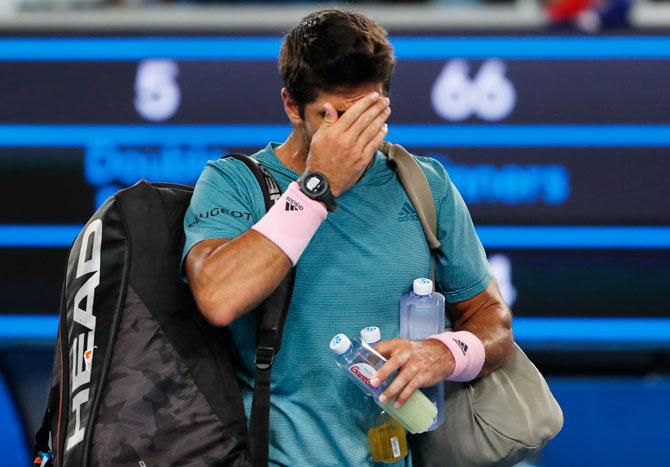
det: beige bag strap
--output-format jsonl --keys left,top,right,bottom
{"left": 380, "top": 141, "right": 441, "bottom": 250}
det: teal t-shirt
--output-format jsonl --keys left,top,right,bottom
{"left": 181, "top": 142, "right": 491, "bottom": 466}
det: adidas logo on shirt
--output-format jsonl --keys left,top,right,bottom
{"left": 397, "top": 202, "right": 419, "bottom": 222}
{"left": 453, "top": 338, "right": 469, "bottom": 356}
{"left": 285, "top": 197, "right": 304, "bottom": 211}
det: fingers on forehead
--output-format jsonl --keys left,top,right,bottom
{"left": 338, "top": 92, "right": 381, "bottom": 127}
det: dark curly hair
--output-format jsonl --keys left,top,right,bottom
{"left": 279, "top": 9, "right": 396, "bottom": 117}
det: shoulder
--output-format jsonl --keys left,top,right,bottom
{"left": 200, "top": 156, "right": 256, "bottom": 185}
{"left": 197, "top": 156, "right": 267, "bottom": 197}
{"left": 189, "top": 156, "right": 270, "bottom": 215}
{"left": 412, "top": 154, "right": 453, "bottom": 199}
{"left": 409, "top": 154, "right": 470, "bottom": 224}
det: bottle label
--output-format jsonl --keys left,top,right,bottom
{"left": 390, "top": 436, "right": 401, "bottom": 458}
{"left": 349, "top": 363, "right": 379, "bottom": 394}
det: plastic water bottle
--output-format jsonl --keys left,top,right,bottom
{"left": 360, "top": 326, "right": 384, "bottom": 364}
{"left": 330, "top": 333, "right": 437, "bottom": 434}
{"left": 360, "top": 326, "right": 409, "bottom": 464}
{"left": 399, "top": 278, "right": 446, "bottom": 431}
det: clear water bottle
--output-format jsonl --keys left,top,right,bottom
{"left": 360, "top": 326, "right": 409, "bottom": 464}
{"left": 360, "top": 326, "right": 384, "bottom": 364}
{"left": 330, "top": 333, "right": 437, "bottom": 434}
{"left": 360, "top": 327, "right": 384, "bottom": 406}
{"left": 399, "top": 278, "right": 446, "bottom": 431}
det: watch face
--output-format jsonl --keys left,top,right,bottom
{"left": 303, "top": 174, "right": 327, "bottom": 196}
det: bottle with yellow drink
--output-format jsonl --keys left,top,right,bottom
{"left": 330, "top": 332, "right": 438, "bottom": 436}
{"left": 360, "top": 326, "right": 408, "bottom": 464}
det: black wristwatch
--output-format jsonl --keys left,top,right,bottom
{"left": 298, "top": 171, "right": 338, "bottom": 212}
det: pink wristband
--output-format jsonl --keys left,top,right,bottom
{"left": 251, "top": 182, "right": 327, "bottom": 265}
{"left": 428, "top": 331, "right": 485, "bottom": 382}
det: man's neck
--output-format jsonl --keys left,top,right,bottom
{"left": 274, "top": 129, "right": 309, "bottom": 175}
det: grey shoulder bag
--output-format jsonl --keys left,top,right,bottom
{"left": 381, "top": 142, "right": 564, "bottom": 467}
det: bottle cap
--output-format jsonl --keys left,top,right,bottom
{"left": 413, "top": 278, "right": 433, "bottom": 296}
{"left": 360, "top": 326, "right": 381, "bottom": 344}
{"left": 330, "top": 333, "right": 352, "bottom": 355}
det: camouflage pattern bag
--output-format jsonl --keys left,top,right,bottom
{"left": 34, "top": 154, "right": 290, "bottom": 467}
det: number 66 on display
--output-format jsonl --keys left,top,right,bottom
{"left": 431, "top": 59, "right": 516, "bottom": 122}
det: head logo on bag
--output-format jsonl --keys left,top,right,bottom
{"left": 66, "top": 219, "right": 103, "bottom": 451}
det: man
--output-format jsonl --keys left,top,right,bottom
{"left": 182, "top": 9, "right": 513, "bottom": 466}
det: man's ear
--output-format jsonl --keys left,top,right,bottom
{"left": 281, "top": 88, "right": 303, "bottom": 126}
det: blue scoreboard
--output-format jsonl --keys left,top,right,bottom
{"left": 1, "top": 35, "right": 670, "bottom": 348}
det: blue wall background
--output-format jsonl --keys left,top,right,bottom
{"left": 1, "top": 35, "right": 669, "bottom": 465}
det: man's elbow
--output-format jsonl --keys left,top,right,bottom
{"left": 189, "top": 268, "right": 242, "bottom": 327}
{"left": 196, "top": 292, "right": 242, "bottom": 327}
{"left": 185, "top": 247, "right": 240, "bottom": 327}
{"left": 497, "top": 305, "right": 515, "bottom": 364}
{"left": 478, "top": 304, "right": 514, "bottom": 377}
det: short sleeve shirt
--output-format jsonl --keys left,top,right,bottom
{"left": 181, "top": 142, "right": 491, "bottom": 466}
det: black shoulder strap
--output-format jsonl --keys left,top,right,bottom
{"left": 222, "top": 153, "right": 295, "bottom": 467}
{"left": 225, "top": 153, "right": 282, "bottom": 208}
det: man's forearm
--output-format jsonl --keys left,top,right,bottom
{"left": 461, "top": 303, "right": 513, "bottom": 377}
{"left": 446, "top": 278, "right": 514, "bottom": 377}
{"left": 187, "top": 180, "right": 329, "bottom": 326}
{"left": 186, "top": 230, "right": 291, "bottom": 326}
